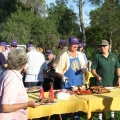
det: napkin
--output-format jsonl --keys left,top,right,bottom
{"left": 56, "top": 92, "right": 70, "bottom": 100}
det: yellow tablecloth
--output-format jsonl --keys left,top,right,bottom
{"left": 79, "top": 87, "right": 120, "bottom": 119}
{"left": 28, "top": 88, "right": 120, "bottom": 120}
{"left": 85, "top": 72, "right": 94, "bottom": 85}
{"left": 28, "top": 92, "right": 88, "bottom": 119}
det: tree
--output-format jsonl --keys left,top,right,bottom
{"left": 90, "top": 0, "right": 120, "bottom": 53}
{"left": 30, "top": 17, "right": 60, "bottom": 53}
{"left": 0, "top": 8, "right": 36, "bottom": 44}
{"left": 0, "top": 0, "right": 24, "bottom": 23}
{"left": 47, "top": 1, "right": 80, "bottom": 39}
{"left": 79, "top": 0, "right": 86, "bottom": 46}
{"left": 71, "top": 0, "right": 103, "bottom": 46}
{"left": 24, "top": 0, "right": 46, "bottom": 17}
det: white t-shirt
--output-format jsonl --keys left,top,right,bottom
{"left": 25, "top": 49, "right": 48, "bottom": 82}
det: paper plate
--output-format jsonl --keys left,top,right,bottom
{"left": 104, "top": 87, "right": 116, "bottom": 90}
{"left": 40, "top": 101, "right": 57, "bottom": 105}
{"left": 27, "top": 86, "right": 40, "bottom": 93}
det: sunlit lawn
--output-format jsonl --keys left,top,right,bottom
{"left": 32, "top": 111, "right": 120, "bottom": 120}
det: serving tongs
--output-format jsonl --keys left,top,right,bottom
{"left": 35, "top": 98, "right": 43, "bottom": 103}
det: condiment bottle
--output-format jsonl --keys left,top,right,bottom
{"left": 49, "top": 85, "right": 54, "bottom": 101}
{"left": 40, "top": 87, "right": 44, "bottom": 99}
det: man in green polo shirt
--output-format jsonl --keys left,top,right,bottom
{"left": 91, "top": 40, "right": 120, "bottom": 86}
{"left": 91, "top": 40, "right": 120, "bottom": 120}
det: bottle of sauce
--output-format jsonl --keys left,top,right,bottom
{"left": 40, "top": 86, "right": 44, "bottom": 99}
{"left": 49, "top": 84, "right": 54, "bottom": 101}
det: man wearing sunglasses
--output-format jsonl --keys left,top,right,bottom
{"left": 91, "top": 40, "right": 120, "bottom": 120}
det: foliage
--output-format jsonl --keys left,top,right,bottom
{"left": 0, "top": 0, "right": 60, "bottom": 54}
{"left": 31, "top": 17, "right": 60, "bottom": 54}
{"left": 0, "top": 0, "right": 25, "bottom": 23}
{"left": 24, "top": 0, "right": 46, "bottom": 17}
{"left": 0, "top": 0, "right": 120, "bottom": 58}
{"left": 89, "top": 0, "right": 120, "bottom": 55}
{"left": 47, "top": 1, "right": 80, "bottom": 39}
{"left": 0, "top": 7, "right": 36, "bottom": 44}
{"left": 85, "top": 26, "right": 106, "bottom": 59}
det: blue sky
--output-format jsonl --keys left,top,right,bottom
{"left": 46, "top": 0, "right": 96, "bottom": 27}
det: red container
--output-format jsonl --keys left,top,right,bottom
{"left": 40, "top": 87, "right": 44, "bottom": 99}
{"left": 49, "top": 86, "right": 54, "bottom": 101}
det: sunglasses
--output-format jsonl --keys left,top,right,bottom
{"left": 100, "top": 45, "right": 107, "bottom": 47}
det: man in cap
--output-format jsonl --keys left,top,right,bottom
{"left": 45, "top": 49, "right": 57, "bottom": 88}
{"left": 56, "top": 36, "right": 87, "bottom": 89}
{"left": 78, "top": 43, "right": 88, "bottom": 66}
{"left": 91, "top": 40, "right": 120, "bottom": 120}
{"left": 78, "top": 43, "right": 88, "bottom": 85}
{"left": 0, "top": 42, "right": 8, "bottom": 80}
{"left": 9, "top": 40, "right": 18, "bottom": 50}
{"left": 46, "top": 49, "right": 56, "bottom": 68}
{"left": 24, "top": 43, "right": 48, "bottom": 88}
{"left": 52, "top": 39, "right": 68, "bottom": 68}
{"left": 49, "top": 40, "right": 68, "bottom": 90}
{"left": 55, "top": 36, "right": 87, "bottom": 120}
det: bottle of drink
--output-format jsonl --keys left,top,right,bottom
{"left": 40, "top": 87, "right": 44, "bottom": 99}
{"left": 49, "top": 85, "right": 54, "bottom": 101}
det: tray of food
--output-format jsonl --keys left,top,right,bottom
{"left": 36, "top": 98, "right": 57, "bottom": 105}
{"left": 71, "top": 85, "right": 86, "bottom": 91}
{"left": 76, "top": 89, "right": 92, "bottom": 95}
{"left": 27, "top": 86, "right": 40, "bottom": 93}
{"left": 90, "top": 86, "right": 110, "bottom": 94}
{"left": 73, "top": 86, "right": 110, "bottom": 95}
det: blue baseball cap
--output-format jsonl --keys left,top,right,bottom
{"left": 0, "top": 42, "right": 7, "bottom": 50}
{"left": 59, "top": 39, "right": 66, "bottom": 44}
{"left": 69, "top": 36, "right": 79, "bottom": 44}
{"left": 46, "top": 49, "right": 52, "bottom": 55}
{"left": 26, "top": 44, "right": 34, "bottom": 48}
{"left": 78, "top": 43, "right": 84, "bottom": 48}
{"left": 10, "top": 40, "right": 17, "bottom": 47}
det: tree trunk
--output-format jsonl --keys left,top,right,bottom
{"left": 109, "top": 32, "right": 112, "bottom": 52}
{"left": 79, "top": 0, "right": 86, "bottom": 47}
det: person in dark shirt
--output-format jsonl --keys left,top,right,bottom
{"left": 91, "top": 40, "right": 120, "bottom": 120}
{"left": 0, "top": 42, "right": 8, "bottom": 80}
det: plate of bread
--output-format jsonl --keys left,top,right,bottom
{"left": 27, "top": 86, "right": 40, "bottom": 93}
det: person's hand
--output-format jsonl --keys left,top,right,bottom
{"left": 62, "top": 76, "right": 68, "bottom": 83}
{"left": 81, "top": 67, "right": 88, "bottom": 73}
{"left": 97, "top": 76, "right": 102, "bottom": 82}
{"left": 117, "top": 77, "right": 120, "bottom": 86}
{"left": 28, "top": 101, "right": 40, "bottom": 108}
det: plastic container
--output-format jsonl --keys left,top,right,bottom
{"left": 40, "top": 87, "right": 44, "bottom": 99}
{"left": 49, "top": 86, "right": 54, "bottom": 101}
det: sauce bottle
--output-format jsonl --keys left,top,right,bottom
{"left": 40, "top": 87, "right": 44, "bottom": 99}
{"left": 49, "top": 85, "right": 54, "bottom": 101}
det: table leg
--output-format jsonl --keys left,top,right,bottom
{"left": 58, "top": 114, "right": 62, "bottom": 120}
{"left": 70, "top": 113, "right": 74, "bottom": 120}
{"left": 88, "top": 112, "right": 93, "bottom": 120}
{"left": 46, "top": 116, "right": 51, "bottom": 120}
{"left": 46, "top": 115, "right": 62, "bottom": 120}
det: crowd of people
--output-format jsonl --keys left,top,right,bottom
{"left": 0, "top": 37, "right": 120, "bottom": 120}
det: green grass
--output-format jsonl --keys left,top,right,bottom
{"left": 32, "top": 111, "right": 120, "bottom": 120}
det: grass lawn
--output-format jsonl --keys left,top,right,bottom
{"left": 32, "top": 111, "right": 120, "bottom": 120}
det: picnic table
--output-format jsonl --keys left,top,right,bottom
{"left": 28, "top": 87, "right": 120, "bottom": 120}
